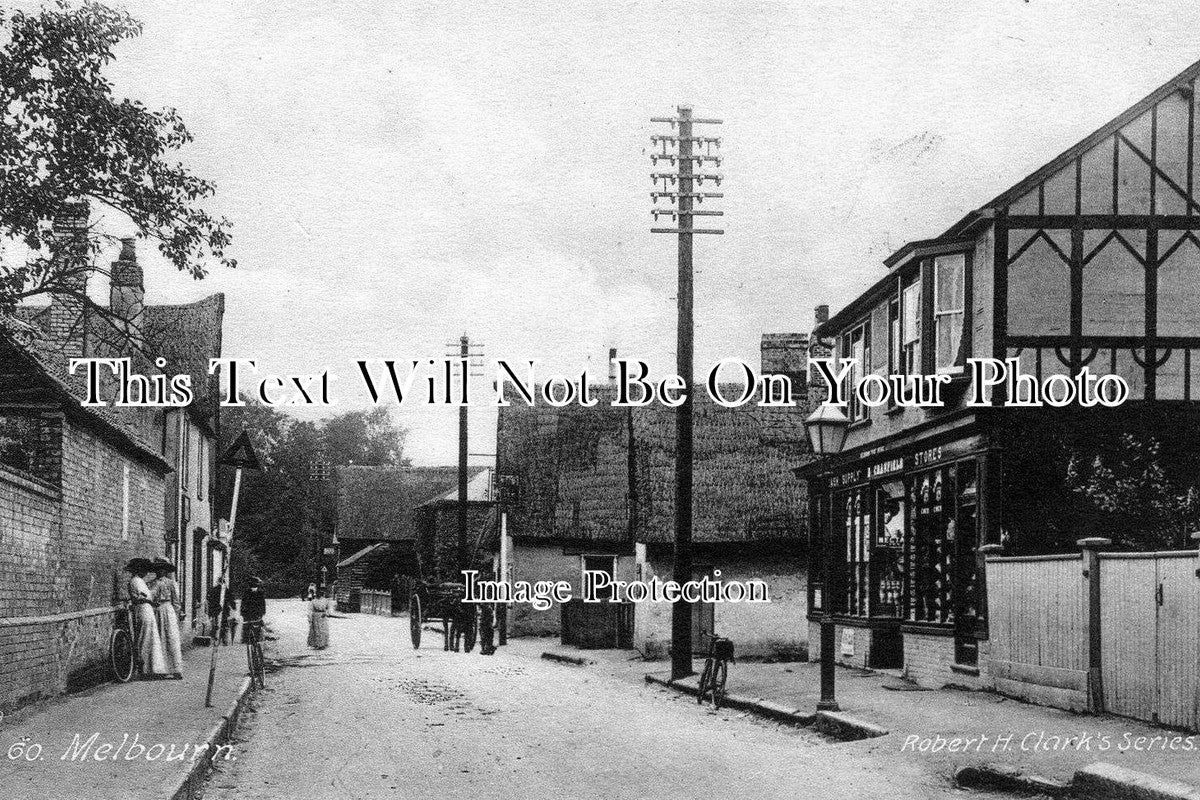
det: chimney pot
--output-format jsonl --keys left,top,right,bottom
{"left": 815, "top": 304, "right": 829, "bottom": 326}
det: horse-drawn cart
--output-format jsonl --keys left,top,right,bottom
{"left": 408, "top": 580, "right": 479, "bottom": 652}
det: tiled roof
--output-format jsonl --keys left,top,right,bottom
{"left": 143, "top": 294, "right": 225, "bottom": 426}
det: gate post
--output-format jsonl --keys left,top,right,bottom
{"left": 1078, "top": 537, "right": 1111, "bottom": 714}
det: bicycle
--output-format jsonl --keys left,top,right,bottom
{"left": 109, "top": 603, "right": 136, "bottom": 683}
{"left": 244, "top": 620, "right": 266, "bottom": 689}
{"left": 697, "top": 637, "right": 735, "bottom": 710}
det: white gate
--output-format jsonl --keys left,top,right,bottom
{"left": 1099, "top": 551, "right": 1199, "bottom": 729}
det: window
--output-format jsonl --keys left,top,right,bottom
{"left": 841, "top": 320, "right": 871, "bottom": 422}
{"left": 840, "top": 487, "right": 871, "bottom": 616}
{"left": 0, "top": 415, "right": 39, "bottom": 476}
{"left": 934, "top": 254, "right": 966, "bottom": 371}
{"left": 197, "top": 437, "right": 206, "bottom": 501}
{"left": 901, "top": 280, "right": 921, "bottom": 375}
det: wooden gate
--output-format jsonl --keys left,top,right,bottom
{"left": 1099, "top": 552, "right": 1199, "bottom": 729}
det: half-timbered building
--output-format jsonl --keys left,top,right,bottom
{"left": 800, "top": 58, "right": 1200, "bottom": 688}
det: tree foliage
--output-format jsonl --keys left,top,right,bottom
{"left": 218, "top": 401, "right": 409, "bottom": 595}
{"left": 0, "top": 1, "right": 234, "bottom": 313}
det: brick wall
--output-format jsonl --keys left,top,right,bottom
{"left": 902, "top": 631, "right": 990, "bottom": 690}
{"left": 0, "top": 414, "right": 166, "bottom": 711}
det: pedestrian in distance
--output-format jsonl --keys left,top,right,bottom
{"left": 150, "top": 559, "right": 185, "bottom": 679}
{"left": 242, "top": 576, "right": 267, "bottom": 644}
{"left": 308, "top": 587, "right": 330, "bottom": 650}
{"left": 126, "top": 557, "right": 167, "bottom": 678}
{"left": 304, "top": 582, "right": 317, "bottom": 601}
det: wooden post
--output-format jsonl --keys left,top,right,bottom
{"left": 1078, "top": 536, "right": 1111, "bottom": 714}
{"left": 205, "top": 467, "right": 242, "bottom": 708}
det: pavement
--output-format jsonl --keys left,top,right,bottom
{"left": 0, "top": 627, "right": 254, "bottom": 800}
{"left": 202, "top": 600, "right": 1022, "bottom": 800}
{"left": 533, "top": 640, "right": 1200, "bottom": 798}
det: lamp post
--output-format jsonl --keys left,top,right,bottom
{"left": 804, "top": 403, "right": 849, "bottom": 712}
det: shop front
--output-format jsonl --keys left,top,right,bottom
{"left": 802, "top": 415, "right": 1000, "bottom": 687}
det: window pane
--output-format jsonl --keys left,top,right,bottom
{"left": 935, "top": 254, "right": 964, "bottom": 313}
{"left": 902, "top": 283, "right": 921, "bottom": 344}
{"left": 936, "top": 311, "right": 964, "bottom": 369}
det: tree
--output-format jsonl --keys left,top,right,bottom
{"left": 1066, "top": 433, "right": 1200, "bottom": 550}
{"left": 218, "top": 401, "right": 410, "bottom": 594}
{"left": 0, "top": 1, "right": 234, "bottom": 316}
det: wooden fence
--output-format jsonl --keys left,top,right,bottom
{"left": 986, "top": 554, "right": 1088, "bottom": 710}
{"left": 360, "top": 589, "right": 393, "bottom": 616}
{"left": 986, "top": 548, "right": 1199, "bottom": 729}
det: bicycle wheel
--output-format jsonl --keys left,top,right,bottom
{"left": 409, "top": 595, "right": 422, "bottom": 649}
{"left": 110, "top": 628, "right": 134, "bottom": 683}
{"left": 253, "top": 642, "right": 266, "bottom": 688}
{"left": 697, "top": 658, "right": 714, "bottom": 705}
{"left": 711, "top": 660, "right": 727, "bottom": 710}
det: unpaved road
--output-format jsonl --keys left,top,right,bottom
{"left": 203, "top": 600, "right": 989, "bottom": 800}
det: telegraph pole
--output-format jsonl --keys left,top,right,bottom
{"left": 447, "top": 334, "right": 484, "bottom": 576}
{"left": 650, "top": 106, "right": 723, "bottom": 680}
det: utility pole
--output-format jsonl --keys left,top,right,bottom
{"left": 447, "top": 334, "right": 485, "bottom": 577}
{"left": 650, "top": 106, "right": 723, "bottom": 680}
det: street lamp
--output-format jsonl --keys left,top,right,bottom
{"left": 803, "top": 403, "right": 849, "bottom": 713}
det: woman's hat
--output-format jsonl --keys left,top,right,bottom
{"left": 124, "top": 558, "right": 151, "bottom": 573}
{"left": 153, "top": 559, "right": 177, "bottom": 574}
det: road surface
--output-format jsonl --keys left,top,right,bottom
{"left": 202, "top": 600, "right": 984, "bottom": 800}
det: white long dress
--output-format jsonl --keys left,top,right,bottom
{"left": 152, "top": 577, "right": 185, "bottom": 675}
{"left": 129, "top": 576, "right": 168, "bottom": 676}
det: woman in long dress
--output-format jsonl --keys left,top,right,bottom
{"left": 126, "top": 558, "right": 167, "bottom": 678}
{"left": 151, "top": 559, "right": 185, "bottom": 679}
{"left": 308, "top": 588, "right": 330, "bottom": 650}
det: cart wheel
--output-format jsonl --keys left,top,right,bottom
{"left": 409, "top": 595, "right": 422, "bottom": 649}
{"left": 463, "top": 608, "right": 478, "bottom": 653}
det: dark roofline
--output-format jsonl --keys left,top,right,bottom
{"left": 0, "top": 333, "right": 171, "bottom": 473}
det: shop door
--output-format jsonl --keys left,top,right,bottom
{"left": 952, "top": 462, "right": 980, "bottom": 666}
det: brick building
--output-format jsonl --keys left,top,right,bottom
{"left": 0, "top": 205, "right": 225, "bottom": 710}
{"left": 495, "top": 335, "right": 814, "bottom": 659}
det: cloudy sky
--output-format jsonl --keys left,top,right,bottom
{"left": 69, "top": 0, "right": 1200, "bottom": 463}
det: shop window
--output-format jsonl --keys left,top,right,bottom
{"left": 840, "top": 487, "right": 872, "bottom": 616}
{"left": 906, "top": 466, "right": 954, "bottom": 624}
{"left": 874, "top": 481, "right": 905, "bottom": 617}
{"left": 934, "top": 254, "right": 965, "bottom": 371}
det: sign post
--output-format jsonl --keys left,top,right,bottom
{"left": 205, "top": 431, "right": 261, "bottom": 708}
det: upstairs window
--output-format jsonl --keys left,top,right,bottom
{"left": 934, "top": 254, "right": 966, "bottom": 372}
{"left": 901, "top": 280, "right": 921, "bottom": 374}
{"left": 841, "top": 320, "right": 871, "bottom": 422}
{"left": 0, "top": 414, "right": 38, "bottom": 475}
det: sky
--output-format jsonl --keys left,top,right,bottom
{"left": 46, "top": 0, "right": 1200, "bottom": 464}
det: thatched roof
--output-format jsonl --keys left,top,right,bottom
{"left": 496, "top": 384, "right": 813, "bottom": 544}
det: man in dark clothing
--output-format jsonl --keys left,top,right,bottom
{"left": 207, "top": 578, "right": 235, "bottom": 645}
{"left": 241, "top": 576, "right": 267, "bottom": 643}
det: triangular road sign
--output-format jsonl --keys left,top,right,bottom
{"left": 219, "top": 430, "right": 262, "bottom": 471}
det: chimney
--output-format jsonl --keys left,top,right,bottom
{"left": 808, "top": 303, "right": 834, "bottom": 395}
{"left": 760, "top": 333, "right": 808, "bottom": 380}
{"left": 109, "top": 237, "right": 145, "bottom": 348}
{"left": 46, "top": 201, "right": 92, "bottom": 358}
{"left": 608, "top": 347, "right": 618, "bottom": 386}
